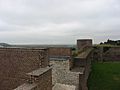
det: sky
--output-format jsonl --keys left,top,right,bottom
{"left": 0, "top": 0, "right": 120, "bottom": 44}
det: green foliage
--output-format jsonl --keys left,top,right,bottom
{"left": 99, "top": 39, "right": 120, "bottom": 46}
{"left": 88, "top": 62, "right": 120, "bottom": 90}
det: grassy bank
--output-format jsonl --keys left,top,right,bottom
{"left": 88, "top": 62, "right": 120, "bottom": 90}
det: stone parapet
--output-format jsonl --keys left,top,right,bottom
{"left": 14, "top": 67, "right": 52, "bottom": 90}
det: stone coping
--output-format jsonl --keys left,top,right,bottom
{"left": 76, "top": 48, "right": 93, "bottom": 59}
{"left": 27, "top": 66, "right": 52, "bottom": 77}
{"left": 14, "top": 83, "right": 37, "bottom": 90}
{"left": 52, "top": 83, "right": 76, "bottom": 90}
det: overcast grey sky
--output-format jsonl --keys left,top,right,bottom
{"left": 0, "top": 0, "right": 120, "bottom": 44}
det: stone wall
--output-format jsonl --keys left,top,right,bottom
{"left": 77, "top": 39, "right": 92, "bottom": 51}
{"left": 74, "top": 48, "right": 93, "bottom": 90}
{"left": 93, "top": 46, "right": 120, "bottom": 62}
{"left": 50, "top": 46, "right": 93, "bottom": 90}
{"left": 93, "top": 46, "right": 103, "bottom": 62}
{"left": 37, "top": 68, "right": 52, "bottom": 90}
{"left": 74, "top": 58, "right": 86, "bottom": 67}
{"left": 14, "top": 67, "right": 52, "bottom": 90}
{"left": 49, "top": 47, "right": 72, "bottom": 57}
{"left": 104, "top": 47, "right": 120, "bottom": 61}
{"left": 49, "top": 47, "right": 73, "bottom": 69}
{"left": 0, "top": 48, "right": 49, "bottom": 90}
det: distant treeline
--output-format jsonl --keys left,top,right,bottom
{"left": 100, "top": 39, "right": 120, "bottom": 45}
{"left": 0, "top": 43, "right": 11, "bottom": 47}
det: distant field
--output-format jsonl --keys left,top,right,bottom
{"left": 11, "top": 44, "right": 76, "bottom": 48}
{"left": 88, "top": 62, "right": 120, "bottom": 90}
{"left": 94, "top": 44, "right": 120, "bottom": 47}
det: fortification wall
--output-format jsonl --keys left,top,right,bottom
{"left": 14, "top": 67, "right": 52, "bottom": 90}
{"left": 49, "top": 47, "right": 73, "bottom": 69}
{"left": 77, "top": 39, "right": 92, "bottom": 51}
{"left": 93, "top": 46, "right": 120, "bottom": 62}
{"left": 49, "top": 47, "right": 72, "bottom": 57}
{"left": 0, "top": 48, "right": 49, "bottom": 90}
{"left": 36, "top": 68, "right": 52, "bottom": 90}
{"left": 104, "top": 47, "right": 120, "bottom": 61}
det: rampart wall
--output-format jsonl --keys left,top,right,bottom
{"left": 49, "top": 47, "right": 72, "bottom": 57}
{"left": 0, "top": 48, "right": 49, "bottom": 90}
{"left": 77, "top": 39, "right": 92, "bottom": 51}
{"left": 14, "top": 67, "right": 52, "bottom": 90}
{"left": 93, "top": 46, "right": 120, "bottom": 62}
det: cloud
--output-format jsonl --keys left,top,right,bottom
{"left": 0, "top": 0, "right": 120, "bottom": 44}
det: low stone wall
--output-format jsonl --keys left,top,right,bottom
{"left": 103, "top": 47, "right": 120, "bottom": 61}
{"left": 74, "top": 58, "right": 86, "bottom": 67}
{"left": 93, "top": 46, "right": 120, "bottom": 62}
{"left": 49, "top": 47, "right": 72, "bottom": 57}
{"left": 29, "top": 67, "right": 52, "bottom": 90}
{"left": 14, "top": 67, "right": 52, "bottom": 90}
{"left": 73, "top": 48, "right": 93, "bottom": 90}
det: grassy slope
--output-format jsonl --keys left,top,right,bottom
{"left": 88, "top": 62, "right": 120, "bottom": 90}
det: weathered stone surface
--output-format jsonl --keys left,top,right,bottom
{"left": 53, "top": 83, "right": 76, "bottom": 90}
{"left": 50, "top": 60, "right": 80, "bottom": 90}
{"left": 93, "top": 46, "right": 120, "bottom": 62}
{"left": 77, "top": 39, "right": 92, "bottom": 51}
{"left": 14, "top": 83, "right": 37, "bottom": 90}
{"left": 49, "top": 47, "right": 72, "bottom": 57}
{"left": 0, "top": 48, "right": 49, "bottom": 90}
{"left": 14, "top": 67, "right": 52, "bottom": 90}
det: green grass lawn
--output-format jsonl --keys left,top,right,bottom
{"left": 88, "top": 62, "right": 120, "bottom": 90}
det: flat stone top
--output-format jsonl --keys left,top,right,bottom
{"left": 53, "top": 83, "right": 76, "bottom": 90}
{"left": 27, "top": 66, "right": 51, "bottom": 76}
{"left": 14, "top": 83, "right": 37, "bottom": 90}
{"left": 76, "top": 48, "right": 93, "bottom": 59}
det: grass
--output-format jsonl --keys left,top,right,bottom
{"left": 88, "top": 62, "right": 120, "bottom": 90}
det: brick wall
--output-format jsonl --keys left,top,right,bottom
{"left": 0, "top": 48, "right": 49, "bottom": 90}
{"left": 49, "top": 47, "right": 72, "bottom": 57}
{"left": 37, "top": 68, "right": 52, "bottom": 90}
{"left": 77, "top": 39, "right": 92, "bottom": 51}
{"left": 49, "top": 47, "right": 73, "bottom": 69}
{"left": 14, "top": 67, "right": 52, "bottom": 90}
{"left": 73, "top": 48, "right": 93, "bottom": 90}
{"left": 103, "top": 47, "right": 120, "bottom": 61}
{"left": 93, "top": 46, "right": 120, "bottom": 62}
